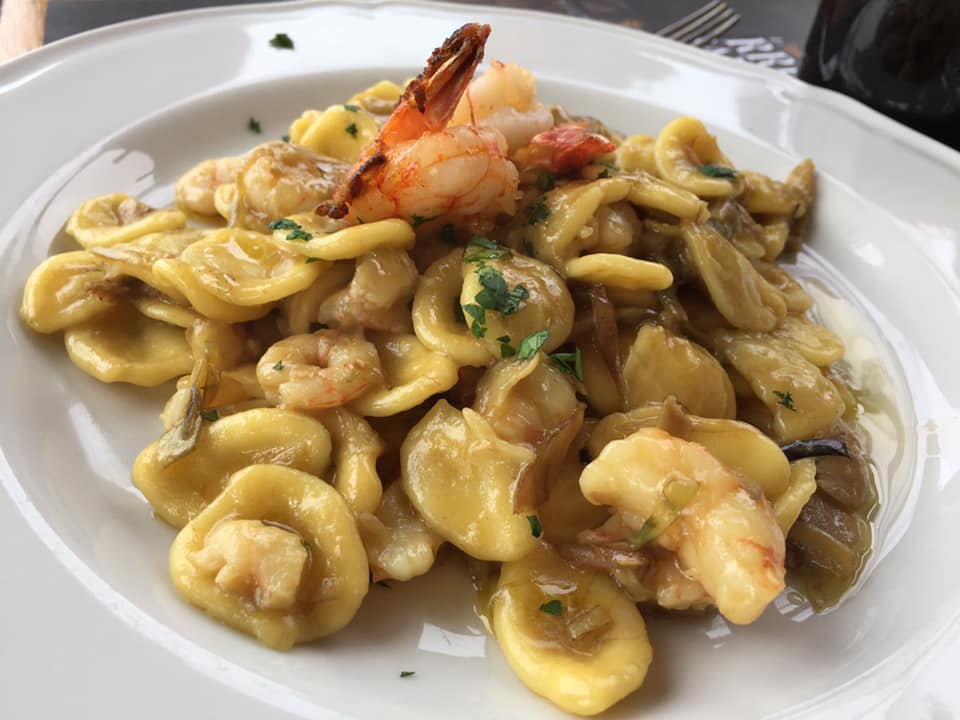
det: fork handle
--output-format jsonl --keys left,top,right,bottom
{"left": 0, "top": 0, "right": 49, "bottom": 63}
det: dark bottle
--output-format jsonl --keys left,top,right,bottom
{"left": 799, "top": 0, "right": 960, "bottom": 151}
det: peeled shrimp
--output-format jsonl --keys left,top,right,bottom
{"left": 450, "top": 60, "right": 554, "bottom": 152}
{"left": 323, "top": 23, "right": 519, "bottom": 225}
{"left": 515, "top": 125, "right": 616, "bottom": 175}
{"left": 257, "top": 329, "right": 383, "bottom": 410}
{"left": 579, "top": 427, "right": 785, "bottom": 624}
{"left": 175, "top": 157, "right": 244, "bottom": 216}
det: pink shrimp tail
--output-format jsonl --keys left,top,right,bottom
{"left": 320, "top": 23, "right": 491, "bottom": 219}
{"left": 524, "top": 125, "right": 617, "bottom": 174}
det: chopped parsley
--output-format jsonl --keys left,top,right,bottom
{"left": 410, "top": 214, "right": 438, "bottom": 230}
{"left": 344, "top": 103, "right": 361, "bottom": 112}
{"left": 400, "top": 671, "right": 416, "bottom": 679}
{"left": 440, "top": 224, "right": 457, "bottom": 245}
{"left": 273, "top": 361, "right": 284, "bottom": 371}
{"left": 516, "top": 330, "right": 549, "bottom": 361}
{"left": 539, "top": 600, "right": 562, "bottom": 616}
{"left": 463, "top": 236, "right": 511, "bottom": 263}
{"left": 549, "top": 346, "right": 583, "bottom": 382}
{"left": 281, "top": 133, "right": 291, "bottom": 142}
{"left": 524, "top": 197, "right": 550, "bottom": 226}
{"left": 497, "top": 335, "right": 516, "bottom": 358}
{"left": 773, "top": 390, "right": 796, "bottom": 411}
{"left": 267, "top": 218, "right": 313, "bottom": 242}
{"left": 305, "top": 257, "right": 321, "bottom": 263}
{"left": 199, "top": 409, "right": 218, "bottom": 422}
{"left": 463, "top": 304, "right": 487, "bottom": 338}
{"left": 453, "top": 299, "right": 466, "bottom": 325}
{"left": 345, "top": 122, "right": 359, "bottom": 137}
{"left": 269, "top": 32, "right": 295, "bottom": 50}
{"left": 631, "top": 515, "right": 662, "bottom": 545}
{"left": 475, "top": 266, "right": 529, "bottom": 316}
{"left": 598, "top": 169, "right": 610, "bottom": 179}
{"left": 699, "top": 164, "right": 736, "bottom": 179}
{"left": 536, "top": 173, "right": 556, "bottom": 192}
{"left": 527, "top": 515, "right": 542, "bottom": 538}
{"left": 247, "top": 117, "right": 261, "bottom": 134}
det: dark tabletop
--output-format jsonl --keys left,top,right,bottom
{"left": 35, "top": 0, "right": 819, "bottom": 54}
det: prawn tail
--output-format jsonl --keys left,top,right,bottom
{"left": 521, "top": 124, "right": 617, "bottom": 175}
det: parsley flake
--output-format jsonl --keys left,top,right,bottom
{"left": 344, "top": 103, "right": 361, "bottom": 112}
{"left": 247, "top": 117, "right": 262, "bottom": 134}
{"left": 539, "top": 600, "right": 562, "bottom": 616}
{"left": 286, "top": 228, "right": 312, "bottom": 242}
{"left": 631, "top": 515, "right": 663, "bottom": 545}
{"left": 268, "top": 218, "right": 299, "bottom": 231}
{"left": 345, "top": 122, "right": 359, "bottom": 137}
{"left": 269, "top": 33, "right": 295, "bottom": 50}
{"left": 598, "top": 169, "right": 610, "bottom": 179}
{"left": 273, "top": 361, "right": 284, "bottom": 372}
{"left": 536, "top": 174, "right": 556, "bottom": 192}
{"left": 601, "top": 160, "right": 620, "bottom": 172}
{"left": 463, "top": 304, "right": 487, "bottom": 338}
{"left": 497, "top": 335, "right": 516, "bottom": 358}
{"left": 410, "top": 214, "right": 438, "bottom": 230}
{"left": 517, "top": 330, "right": 549, "bottom": 361}
{"left": 549, "top": 347, "right": 584, "bottom": 382}
{"left": 453, "top": 299, "right": 466, "bottom": 325}
{"left": 305, "top": 257, "right": 321, "bottom": 263}
{"left": 282, "top": 133, "right": 291, "bottom": 142}
{"left": 773, "top": 390, "right": 796, "bottom": 411}
{"left": 474, "top": 266, "right": 529, "bottom": 316}
{"left": 699, "top": 164, "right": 736, "bottom": 179}
{"left": 199, "top": 409, "right": 218, "bottom": 422}
{"left": 524, "top": 197, "right": 550, "bottom": 226}
{"left": 463, "top": 236, "right": 511, "bottom": 263}
{"left": 527, "top": 515, "right": 542, "bottom": 538}
{"left": 400, "top": 671, "right": 416, "bottom": 679}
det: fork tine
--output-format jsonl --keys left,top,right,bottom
{"left": 656, "top": 0, "right": 723, "bottom": 37}
{"left": 691, "top": 13, "right": 741, "bottom": 46}
{"left": 670, "top": 5, "right": 733, "bottom": 43}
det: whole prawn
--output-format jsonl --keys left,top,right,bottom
{"left": 320, "top": 23, "right": 519, "bottom": 225}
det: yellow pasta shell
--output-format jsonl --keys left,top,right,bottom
{"left": 169, "top": 464, "right": 368, "bottom": 649}
{"left": 654, "top": 116, "right": 739, "bottom": 197}
{"left": 64, "top": 304, "right": 193, "bottom": 386}
{"left": 272, "top": 216, "right": 415, "bottom": 261}
{"left": 66, "top": 193, "right": 186, "bottom": 248}
{"left": 20, "top": 251, "right": 116, "bottom": 333}
{"left": 289, "top": 105, "right": 379, "bottom": 163}
{"left": 565, "top": 253, "right": 673, "bottom": 291}
{"left": 134, "top": 407, "right": 333, "bottom": 528}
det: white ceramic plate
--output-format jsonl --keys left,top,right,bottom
{"left": 2, "top": 2, "right": 959, "bottom": 718}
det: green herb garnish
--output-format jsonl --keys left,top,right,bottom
{"left": 273, "top": 361, "right": 284, "bottom": 371}
{"left": 269, "top": 32, "right": 294, "bottom": 50}
{"left": 199, "top": 409, "right": 218, "bottom": 422}
{"left": 268, "top": 218, "right": 298, "bottom": 231}
{"left": 286, "top": 228, "right": 312, "bottom": 241}
{"left": 400, "top": 671, "right": 416, "bottom": 678}
{"left": 282, "top": 133, "right": 291, "bottom": 142}
{"left": 773, "top": 390, "right": 796, "bottom": 411}
{"left": 536, "top": 174, "right": 556, "bottom": 192}
{"left": 549, "top": 347, "right": 583, "bottom": 382}
{"left": 410, "top": 214, "right": 438, "bottom": 230}
{"left": 463, "top": 236, "right": 511, "bottom": 263}
{"left": 344, "top": 103, "right": 360, "bottom": 112}
{"left": 631, "top": 515, "right": 662, "bottom": 545}
{"left": 345, "top": 122, "right": 358, "bottom": 137}
{"left": 463, "top": 304, "right": 486, "bottom": 338}
{"left": 497, "top": 335, "right": 515, "bottom": 358}
{"left": 474, "top": 266, "right": 528, "bottom": 315}
{"left": 539, "top": 600, "right": 562, "bottom": 616}
{"left": 699, "top": 164, "right": 736, "bottom": 179}
{"left": 601, "top": 160, "right": 620, "bottom": 172}
{"left": 247, "top": 117, "right": 261, "bottom": 134}
{"left": 453, "top": 299, "right": 466, "bottom": 325}
{"left": 598, "top": 169, "right": 610, "bottom": 179}
{"left": 305, "top": 257, "right": 321, "bottom": 263}
{"left": 527, "top": 515, "right": 542, "bottom": 538}
{"left": 516, "top": 330, "right": 549, "bottom": 361}
{"left": 524, "top": 197, "right": 550, "bottom": 226}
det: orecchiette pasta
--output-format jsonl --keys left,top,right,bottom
{"left": 19, "top": 22, "right": 880, "bottom": 715}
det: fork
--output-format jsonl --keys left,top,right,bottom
{"left": 656, "top": 1, "right": 741, "bottom": 47}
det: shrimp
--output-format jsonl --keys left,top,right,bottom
{"left": 322, "top": 23, "right": 519, "bottom": 225}
{"left": 257, "top": 329, "right": 384, "bottom": 410}
{"left": 579, "top": 427, "right": 785, "bottom": 624}
{"left": 175, "top": 157, "right": 244, "bottom": 216}
{"left": 450, "top": 60, "right": 554, "bottom": 152}
{"left": 316, "top": 248, "right": 418, "bottom": 333}
{"left": 514, "top": 125, "right": 616, "bottom": 175}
